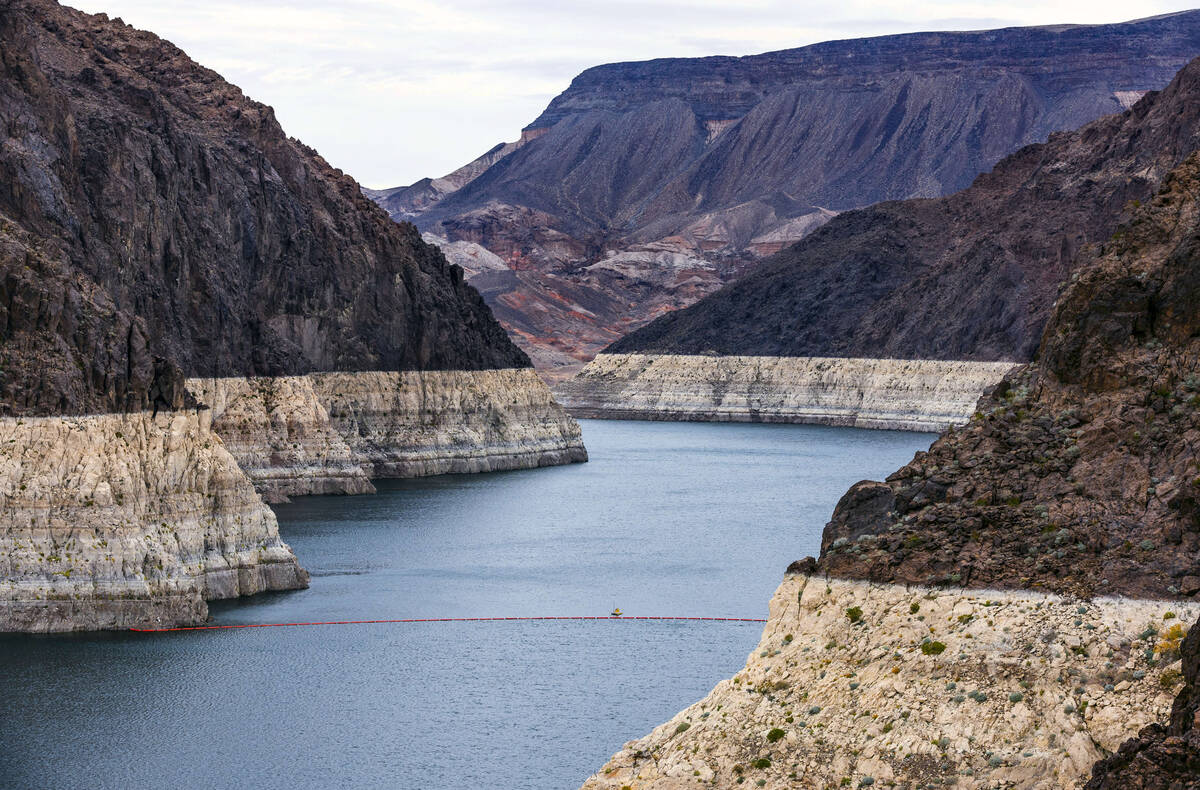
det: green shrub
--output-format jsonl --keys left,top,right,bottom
{"left": 751, "top": 758, "right": 771, "bottom": 769}
{"left": 910, "top": 603, "right": 920, "bottom": 614}
{"left": 921, "top": 641, "right": 947, "bottom": 655}
{"left": 846, "top": 606, "right": 864, "bottom": 623}
{"left": 1008, "top": 692, "right": 1024, "bottom": 703}
{"left": 674, "top": 722, "right": 690, "bottom": 735}
{"left": 767, "top": 728, "right": 786, "bottom": 743}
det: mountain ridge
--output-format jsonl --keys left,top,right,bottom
{"left": 371, "top": 12, "right": 1200, "bottom": 378}
{"left": 1, "top": 0, "right": 528, "bottom": 417}
{"left": 608, "top": 56, "right": 1200, "bottom": 364}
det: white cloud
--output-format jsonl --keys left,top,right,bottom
{"left": 65, "top": 0, "right": 1200, "bottom": 188}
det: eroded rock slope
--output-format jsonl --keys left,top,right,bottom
{"left": 375, "top": 13, "right": 1200, "bottom": 376}
{"left": 0, "top": 0, "right": 584, "bottom": 631}
{"left": 579, "top": 105, "right": 1200, "bottom": 790}
{"left": 819, "top": 153, "right": 1200, "bottom": 601}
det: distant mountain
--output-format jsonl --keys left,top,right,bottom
{"left": 609, "top": 56, "right": 1200, "bottom": 363}
{"left": 371, "top": 12, "right": 1200, "bottom": 378}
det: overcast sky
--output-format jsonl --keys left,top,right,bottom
{"left": 68, "top": 0, "right": 1199, "bottom": 189}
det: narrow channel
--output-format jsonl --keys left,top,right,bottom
{"left": 0, "top": 420, "right": 934, "bottom": 790}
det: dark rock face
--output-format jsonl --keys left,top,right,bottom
{"left": 488, "top": 13, "right": 1200, "bottom": 225}
{"left": 613, "top": 57, "right": 1200, "bottom": 363}
{"left": 0, "top": 0, "right": 527, "bottom": 417}
{"left": 1086, "top": 615, "right": 1200, "bottom": 789}
{"left": 815, "top": 149, "right": 1200, "bottom": 601}
{"left": 373, "top": 13, "right": 1200, "bottom": 375}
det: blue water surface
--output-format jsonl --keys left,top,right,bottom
{"left": 0, "top": 419, "right": 932, "bottom": 790}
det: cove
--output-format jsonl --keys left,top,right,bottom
{"left": 0, "top": 420, "right": 933, "bottom": 789}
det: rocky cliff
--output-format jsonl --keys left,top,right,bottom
{"left": 0, "top": 0, "right": 585, "bottom": 631}
{"left": 818, "top": 151, "right": 1200, "bottom": 602}
{"left": 0, "top": 410, "right": 307, "bottom": 632}
{"left": 374, "top": 13, "right": 1200, "bottom": 378}
{"left": 183, "top": 376, "right": 376, "bottom": 503}
{"left": 556, "top": 354, "right": 1015, "bottom": 431}
{"left": 579, "top": 90, "right": 1200, "bottom": 790}
{"left": 583, "top": 575, "right": 1196, "bottom": 790}
{"left": 310, "top": 369, "right": 586, "bottom": 477}
{"left": 1086, "top": 613, "right": 1200, "bottom": 788}
{"left": 0, "top": 0, "right": 529, "bottom": 419}
{"left": 184, "top": 370, "right": 586, "bottom": 503}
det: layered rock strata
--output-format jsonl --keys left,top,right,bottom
{"left": 310, "top": 369, "right": 587, "bottom": 477}
{"left": 376, "top": 14, "right": 1200, "bottom": 377}
{"left": 555, "top": 354, "right": 1016, "bottom": 432}
{"left": 583, "top": 574, "right": 1196, "bottom": 790}
{"left": 184, "top": 376, "right": 375, "bottom": 503}
{"left": 0, "top": 411, "right": 308, "bottom": 632}
{"left": 186, "top": 370, "right": 587, "bottom": 502}
{"left": 608, "top": 56, "right": 1200, "bottom": 365}
{"left": 0, "top": 1, "right": 586, "bottom": 632}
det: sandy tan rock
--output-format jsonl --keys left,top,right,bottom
{"left": 186, "top": 376, "right": 375, "bottom": 503}
{"left": 557, "top": 354, "right": 1017, "bottom": 431}
{"left": 310, "top": 369, "right": 588, "bottom": 477}
{"left": 187, "top": 369, "right": 587, "bottom": 501}
{"left": 0, "top": 410, "right": 308, "bottom": 632}
{"left": 582, "top": 574, "right": 1195, "bottom": 790}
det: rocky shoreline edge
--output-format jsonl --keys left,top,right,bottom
{"left": 582, "top": 573, "right": 1196, "bottom": 789}
{"left": 0, "top": 369, "right": 586, "bottom": 632}
{"left": 556, "top": 354, "right": 1017, "bottom": 432}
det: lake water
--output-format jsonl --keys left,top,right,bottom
{"left": 0, "top": 419, "right": 933, "bottom": 790}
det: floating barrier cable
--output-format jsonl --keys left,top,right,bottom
{"left": 130, "top": 615, "right": 766, "bottom": 633}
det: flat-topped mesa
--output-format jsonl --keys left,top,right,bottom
{"left": 555, "top": 354, "right": 1016, "bottom": 431}
{"left": 0, "top": 0, "right": 585, "bottom": 631}
{"left": 374, "top": 14, "right": 1200, "bottom": 377}
{"left": 565, "top": 55, "right": 1200, "bottom": 423}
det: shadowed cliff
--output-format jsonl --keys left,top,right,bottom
{"left": 813, "top": 147, "right": 1200, "bottom": 601}
{"left": 0, "top": 0, "right": 528, "bottom": 418}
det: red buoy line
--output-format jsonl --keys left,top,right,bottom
{"left": 129, "top": 615, "right": 766, "bottom": 633}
